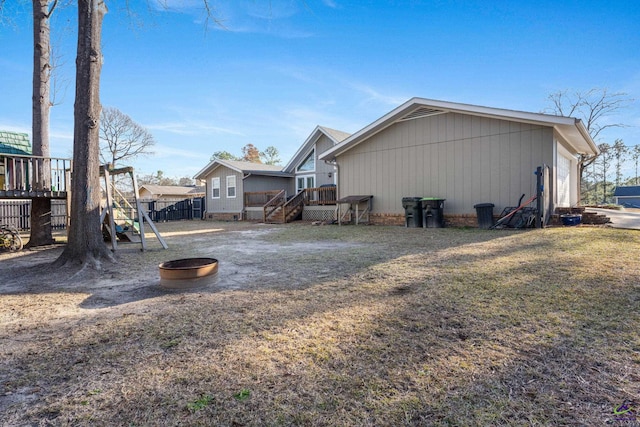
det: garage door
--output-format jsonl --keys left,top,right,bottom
{"left": 557, "top": 155, "right": 571, "bottom": 207}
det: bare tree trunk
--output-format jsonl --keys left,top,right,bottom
{"left": 28, "top": 0, "right": 55, "bottom": 247}
{"left": 55, "top": 0, "right": 112, "bottom": 267}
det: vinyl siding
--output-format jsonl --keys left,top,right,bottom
{"left": 336, "top": 112, "right": 554, "bottom": 215}
{"left": 243, "top": 175, "right": 294, "bottom": 195}
{"left": 203, "top": 166, "right": 244, "bottom": 214}
{"left": 313, "top": 135, "right": 338, "bottom": 187}
{"left": 293, "top": 135, "right": 337, "bottom": 188}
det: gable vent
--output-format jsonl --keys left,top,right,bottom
{"left": 399, "top": 107, "right": 445, "bottom": 122}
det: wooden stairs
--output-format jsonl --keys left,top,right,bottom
{"left": 263, "top": 190, "right": 305, "bottom": 224}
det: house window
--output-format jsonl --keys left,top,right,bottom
{"left": 297, "top": 149, "right": 315, "bottom": 172}
{"left": 296, "top": 175, "right": 315, "bottom": 192}
{"left": 211, "top": 177, "right": 220, "bottom": 199}
{"left": 226, "top": 175, "right": 236, "bottom": 198}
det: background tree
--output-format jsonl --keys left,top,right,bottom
{"left": 595, "top": 143, "right": 613, "bottom": 203}
{"left": 260, "top": 145, "right": 281, "bottom": 165}
{"left": 54, "top": 0, "right": 112, "bottom": 267}
{"left": 26, "top": 0, "right": 58, "bottom": 248}
{"left": 99, "top": 106, "right": 155, "bottom": 169}
{"left": 632, "top": 145, "right": 640, "bottom": 185}
{"left": 546, "top": 89, "right": 632, "bottom": 141}
{"left": 241, "top": 143, "right": 262, "bottom": 163}
{"left": 544, "top": 88, "right": 633, "bottom": 198}
{"left": 178, "top": 176, "right": 194, "bottom": 186}
{"left": 137, "top": 170, "right": 182, "bottom": 186}
{"left": 210, "top": 150, "right": 239, "bottom": 161}
{"left": 612, "top": 139, "right": 628, "bottom": 187}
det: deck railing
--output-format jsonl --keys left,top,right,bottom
{"left": 304, "top": 186, "right": 337, "bottom": 205}
{"left": 262, "top": 189, "right": 286, "bottom": 223}
{"left": 245, "top": 190, "right": 283, "bottom": 207}
{"left": 283, "top": 190, "right": 306, "bottom": 222}
{"left": 0, "top": 153, "right": 71, "bottom": 195}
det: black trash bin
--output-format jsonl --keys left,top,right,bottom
{"left": 473, "top": 203, "right": 495, "bottom": 229}
{"left": 402, "top": 197, "right": 423, "bottom": 227}
{"left": 422, "top": 198, "right": 445, "bottom": 228}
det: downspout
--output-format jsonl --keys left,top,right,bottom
{"left": 324, "top": 158, "right": 340, "bottom": 222}
{"left": 324, "top": 159, "right": 339, "bottom": 201}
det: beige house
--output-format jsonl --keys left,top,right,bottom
{"left": 319, "top": 98, "right": 598, "bottom": 226}
{"left": 138, "top": 185, "right": 205, "bottom": 201}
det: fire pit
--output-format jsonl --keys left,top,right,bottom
{"left": 159, "top": 257, "right": 219, "bottom": 290}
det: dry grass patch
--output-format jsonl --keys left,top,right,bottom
{"left": 0, "top": 222, "right": 639, "bottom": 425}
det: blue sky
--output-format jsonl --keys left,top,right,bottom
{"left": 1, "top": 0, "right": 639, "bottom": 180}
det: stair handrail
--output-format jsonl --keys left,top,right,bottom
{"left": 263, "top": 189, "right": 286, "bottom": 222}
{"left": 282, "top": 190, "right": 306, "bottom": 222}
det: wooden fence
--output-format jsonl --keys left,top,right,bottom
{"left": 0, "top": 199, "right": 68, "bottom": 230}
{"left": 0, "top": 197, "right": 205, "bottom": 231}
{"left": 142, "top": 197, "right": 205, "bottom": 222}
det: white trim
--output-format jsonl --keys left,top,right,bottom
{"left": 226, "top": 175, "right": 237, "bottom": 199}
{"left": 296, "top": 174, "right": 315, "bottom": 192}
{"left": 283, "top": 127, "right": 349, "bottom": 172}
{"left": 211, "top": 177, "right": 220, "bottom": 199}
{"left": 296, "top": 145, "right": 316, "bottom": 173}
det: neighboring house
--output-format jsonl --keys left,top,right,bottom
{"left": 319, "top": 97, "right": 598, "bottom": 226}
{"left": 194, "top": 127, "right": 350, "bottom": 222}
{"left": 613, "top": 186, "right": 640, "bottom": 208}
{"left": 139, "top": 185, "right": 205, "bottom": 201}
{"left": 194, "top": 159, "right": 292, "bottom": 221}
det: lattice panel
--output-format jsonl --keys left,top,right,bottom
{"left": 302, "top": 208, "right": 336, "bottom": 222}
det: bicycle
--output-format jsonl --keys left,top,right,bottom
{"left": 0, "top": 223, "right": 23, "bottom": 252}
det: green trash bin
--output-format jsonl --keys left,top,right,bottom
{"left": 422, "top": 198, "right": 445, "bottom": 228}
{"left": 402, "top": 197, "right": 423, "bottom": 227}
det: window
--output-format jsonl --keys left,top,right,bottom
{"left": 211, "top": 177, "right": 220, "bottom": 199}
{"left": 296, "top": 175, "right": 315, "bottom": 192}
{"left": 226, "top": 175, "right": 236, "bottom": 198}
{"left": 297, "top": 149, "right": 315, "bottom": 172}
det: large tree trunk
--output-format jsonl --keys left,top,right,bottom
{"left": 28, "top": 0, "right": 54, "bottom": 248}
{"left": 55, "top": 0, "right": 112, "bottom": 267}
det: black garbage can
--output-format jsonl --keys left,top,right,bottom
{"left": 473, "top": 203, "right": 495, "bottom": 229}
{"left": 422, "top": 198, "right": 445, "bottom": 228}
{"left": 402, "top": 197, "right": 423, "bottom": 227}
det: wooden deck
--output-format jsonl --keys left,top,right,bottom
{"left": 0, "top": 154, "right": 71, "bottom": 200}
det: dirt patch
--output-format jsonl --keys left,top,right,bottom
{"left": 1, "top": 221, "right": 639, "bottom": 426}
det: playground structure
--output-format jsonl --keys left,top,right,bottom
{"left": 100, "top": 165, "right": 167, "bottom": 251}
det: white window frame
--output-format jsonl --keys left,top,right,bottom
{"left": 296, "top": 147, "right": 316, "bottom": 173}
{"left": 296, "top": 174, "right": 315, "bottom": 192}
{"left": 226, "top": 175, "right": 237, "bottom": 198}
{"left": 211, "top": 177, "right": 220, "bottom": 199}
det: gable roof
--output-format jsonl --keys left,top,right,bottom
{"left": 194, "top": 158, "right": 288, "bottom": 180}
{"left": 139, "top": 185, "right": 205, "bottom": 196}
{"left": 0, "top": 131, "right": 31, "bottom": 155}
{"left": 283, "top": 126, "right": 351, "bottom": 173}
{"left": 614, "top": 186, "right": 640, "bottom": 197}
{"left": 318, "top": 97, "right": 598, "bottom": 161}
